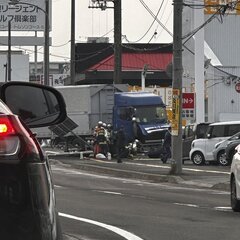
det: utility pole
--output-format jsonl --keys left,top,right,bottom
{"left": 171, "top": 0, "right": 183, "bottom": 175}
{"left": 8, "top": 21, "right": 11, "bottom": 81}
{"left": 70, "top": 0, "right": 75, "bottom": 85}
{"left": 89, "top": 0, "right": 122, "bottom": 84}
{"left": 113, "top": 0, "right": 122, "bottom": 84}
{"left": 44, "top": 0, "right": 49, "bottom": 86}
{"left": 34, "top": 31, "right": 38, "bottom": 78}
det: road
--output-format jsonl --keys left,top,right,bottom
{"left": 51, "top": 163, "right": 240, "bottom": 240}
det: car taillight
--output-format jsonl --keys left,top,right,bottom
{"left": 0, "top": 117, "right": 19, "bottom": 156}
{"left": 0, "top": 115, "right": 41, "bottom": 162}
{"left": 0, "top": 117, "right": 15, "bottom": 135}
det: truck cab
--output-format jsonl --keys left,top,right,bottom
{"left": 113, "top": 92, "right": 169, "bottom": 153}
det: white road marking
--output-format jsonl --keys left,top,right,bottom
{"left": 174, "top": 203, "right": 199, "bottom": 208}
{"left": 54, "top": 185, "right": 63, "bottom": 188}
{"left": 52, "top": 166, "right": 153, "bottom": 184}
{"left": 125, "top": 162, "right": 230, "bottom": 175}
{"left": 59, "top": 212, "right": 144, "bottom": 240}
{"left": 174, "top": 203, "right": 233, "bottom": 212}
{"left": 95, "top": 190, "right": 123, "bottom": 195}
{"left": 214, "top": 207, "right": 232, "bottom": 212}
{"left": 52, "top": 165, "right": 229, "bottom": 195}
{"left": 89, "top": 158, "right": 230, "bottom": 175}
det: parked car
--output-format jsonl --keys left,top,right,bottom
{"left": 182, "top": 122, "right": 210, "bottom": 160}
{"left": 190, "top": 121, "right": 240, "bottom": 165}
{"left": 230, "top": 144, "right": 240, "bottom": 211}
{"left": 213, "top": 131, "right": 240, "bottom": 166}
{"left": 225, "top": 139, "right": 240, "bottom": 164}
{"left": 0, "top": 82, "right": 66, "bottom": 239}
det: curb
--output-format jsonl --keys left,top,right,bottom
{"left": 70, "top": 163, "right": 182, "bottom": 184}
{"left": 48, "top": 153, "right": 230, "bottom": 191}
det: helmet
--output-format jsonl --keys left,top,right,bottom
{"left": 98, "top": 121, "right": 103, "bottom": 126}
{"left": 103, "top": 123, "right": 107, "bottom": 128}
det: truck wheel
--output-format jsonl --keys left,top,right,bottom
{"left": 217, "top": 150, "right": 229, "bottom": 166}
{"left": 231, "top": 176, "right": 240, "bottom": 212}
{"left": 71, "top": 139, "right": 84, "bottom": 149}
{"left": 191, "top": 152, "right": 205, "bottom": 165}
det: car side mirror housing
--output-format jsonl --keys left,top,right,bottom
{"left": 0, "top": 82, "right": 67, "bottom": 128}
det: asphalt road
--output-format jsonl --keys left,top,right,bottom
{"left": 51, "top": 162, "right": 240, "bottom": 240}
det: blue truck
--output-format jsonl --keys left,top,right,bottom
{"left": 33, "top": 84, "right": 169, "bottom": 154}
{"left": 113, "top": 91, "right": 169, "bottom": 153}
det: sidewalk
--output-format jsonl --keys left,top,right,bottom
{"left": 44, "top": 147, "right": 230, "bottom": 191}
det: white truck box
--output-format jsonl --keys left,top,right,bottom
{"left": 32, "top": 84, "right": 128, "bottom": 140}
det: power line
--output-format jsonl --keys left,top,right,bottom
{"left": 139, "top": 0, "right": 173, "bottom": 37}
{"left": 126, "top": 0, "right": 165, "bottom": 43}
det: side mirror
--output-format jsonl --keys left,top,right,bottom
{"left": 0, "top": 82, "right": 67, "bottom": 128}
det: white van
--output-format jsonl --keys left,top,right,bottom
{"left": 189, "top": 121, "right": 240, "bottom": 165}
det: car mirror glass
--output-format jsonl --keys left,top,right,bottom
{"left": 0, "top": 82, "right": 66, "bottom": 128}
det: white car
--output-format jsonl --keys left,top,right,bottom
{"left": 230, "top": 144, "right": 240, "bottom": 212}
{"left": 189, "top": 121, "right": 240, "bottom": 165}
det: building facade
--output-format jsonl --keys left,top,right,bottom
{"left": 183, "top": 0, "right": 240, "bottom": 122}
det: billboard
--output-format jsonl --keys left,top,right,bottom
{"left": 204, "top": 0, "right": 240, "bottom": 15}
{"left": 0, "top": 0, "right": 51, "bottom": 31}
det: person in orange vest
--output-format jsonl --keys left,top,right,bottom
{"left": 96, "top": 126, "right": 108, "bottom": 157}
{"left": 93, "top": 121, "right": 103, "bottom": 157}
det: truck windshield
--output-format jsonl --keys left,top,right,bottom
{"left": 134, "top": 106, "right": 167, "bottom": 124}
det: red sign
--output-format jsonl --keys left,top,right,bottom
{"left": 182, "top": 93, "right": 194, "bottom": 109}
{"left": 235, "top": 83, "right": 240, "bottom": 93}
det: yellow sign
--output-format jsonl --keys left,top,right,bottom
{"left": 204, "top": 0, "right": 240, "bottom": 15}
{"left": 171, "top": 89, "right": 180, "bottom": 136}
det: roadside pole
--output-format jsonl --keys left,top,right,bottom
{"left": 113, "top": 0, "right": 122, "bottom": 84}
{"left": 171, "top": 0, "right": 183, "bottom": 174}
{"left": 70, "top": 0, "right": 76, "bottom": 85}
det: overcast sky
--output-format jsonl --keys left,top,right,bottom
{"left": 52, "top": 0, "right": 173, "bottom": 62}
{"left": 7, "top": 0, "right": 173, "bottom": 62}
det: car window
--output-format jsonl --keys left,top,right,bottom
{"left": 196, "top": 124, "right": 209, "bottom": 138}
{"left": 188, "top": 126, "right": 194, "bottom": 137}
{"left": 183, "top": 125, "right": 194, "bottom": 138}
{"left": 226, "top": 124, "right": 240, "bottom": 136}
{"left": 211, "top": 125, "right": 225, "bottom": 137}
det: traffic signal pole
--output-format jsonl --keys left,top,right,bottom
{"left": 171, "top": 0, "right": 183, "bottom": 174}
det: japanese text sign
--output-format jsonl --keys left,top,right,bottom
{"left": 0, "top": 0, "right": 51, "bottom": 31}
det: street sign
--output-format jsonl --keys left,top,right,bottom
{"left": 0, "top": 0, "right": 52, "bottom": 31}
{"left": 182, "top": 93, "right": 194, "bottom": 109}
{"left": 235, "top": 83, "right": 240, "bottom": 93}
{"left": 204, "top": 0, "right": 240, "bottom": 15}
{"left": 171, "top": 89, "right": 180, "bottom": 136}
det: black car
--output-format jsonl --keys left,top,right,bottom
{"left": 0, "top": 82, "right": 66, "bottom": 240}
